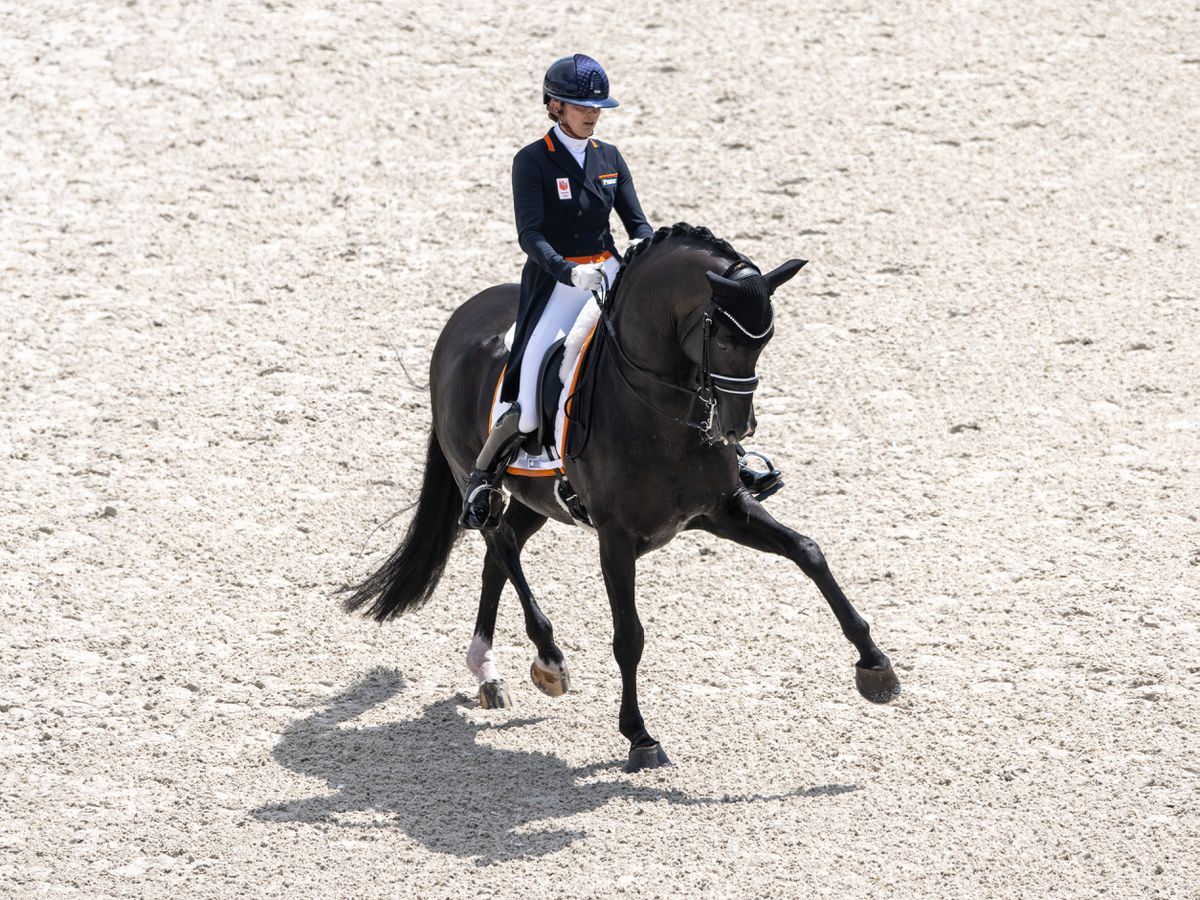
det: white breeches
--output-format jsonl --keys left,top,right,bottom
{"left": 516, "top": 255, "right": 620, "bottom": 434}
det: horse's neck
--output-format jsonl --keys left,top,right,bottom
{"left": 609, "top": 292, "right": 682, "bottom": 378}
{"left": 596, "top": 247, "right": 723, "bottom": 438}
{"left": 610, "top": 247, "right": 714, "bottom": 359}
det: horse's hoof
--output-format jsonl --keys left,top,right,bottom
{"left": 478, "top": 679, "right": 512, "bottom": 709}
{"left": 625, "top": 742, "right": 672, "bottom": 773}
{"left": 855, "top": 662, "right": 901, "bottom": 704}
{"left": 530, "top": 659, "right": 570, "bottom": 697}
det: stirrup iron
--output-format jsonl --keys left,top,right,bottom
{"left": 737, "top": 445, "right": 784, "bottom": 502}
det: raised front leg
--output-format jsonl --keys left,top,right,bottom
{"left": 694, "top": 490, "right": 900, "bottom": 703}
{"left": 597, "top": 529, "right": 671, "bottom": 772}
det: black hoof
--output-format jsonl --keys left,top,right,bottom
{"left": 478, "top": 679, "right": 512, "bottom": 709}
{"left": 625, "top": 742, "right": 672, "bottom": 773}
{"left": 855, "top": 662, "right": 901, "bottom": 704}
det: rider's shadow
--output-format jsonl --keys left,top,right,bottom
{"left": 253, "top": 667, "right": 853, "bottom": 864}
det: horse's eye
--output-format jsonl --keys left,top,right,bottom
{"left": 716, "top": 340, "right": 730, "bottom": 352}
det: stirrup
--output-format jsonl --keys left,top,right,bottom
{"left": 738, "top": 447, "right": 784, "bottom": 502}
{"left": 460, "top": 479, "right": 505, "bottom": 530}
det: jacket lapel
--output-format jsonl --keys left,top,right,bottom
{"left": 543, "top": 129, "right": 585, "bottom": 181}
{"left": 581, "top": 140, "right": 607, "bottom": 202}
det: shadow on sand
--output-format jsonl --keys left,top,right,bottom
{"left": 254, "top": 667, "right": 856, "bottom": 864}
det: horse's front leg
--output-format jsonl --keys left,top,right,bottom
{"left": 694, "top": 490, "right": 901, "bottom": 703}
{"left": 597, "top": 528, "right": 672, "bottom": 772}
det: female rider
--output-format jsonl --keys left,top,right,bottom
{"left": 460, "top": 54, "right": 781, "bottom": 529}
{"left": 460, "top": 54, "right": 653, "bottom": 529}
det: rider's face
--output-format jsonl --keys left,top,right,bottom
{"left": 557, "top": 102, "right": 600, "bottom": 138}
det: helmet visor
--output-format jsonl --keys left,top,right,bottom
{"left": 546, "top": 92, "right": 619, "bottom": 109}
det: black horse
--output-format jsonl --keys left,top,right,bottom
{"left": 344, "top": 223, "right": 900, "bottom": 772}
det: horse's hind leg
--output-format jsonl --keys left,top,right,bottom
{"left": 469, "top": 501, "right": 546, "bottom": 708}
{"left": 472, "top": 500, "right": 571, "bottom": 703}
{"left": 693, "top": 491, "right": 901, "bottom": 704}
{"left": 470, "top": 555, "right": 514, "bottom": 709}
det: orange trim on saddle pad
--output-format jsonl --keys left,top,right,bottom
{"left": 490, "top": 363, "right": 507, "bottom": 415}
{"left": 507, "top": 466, "right": 561, "bottom": 477}
{"left": 564, "top": 251, "right": 613, "bottom": 265}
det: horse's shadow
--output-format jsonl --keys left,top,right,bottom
{"left": 253, "top": 667, "right": 855, "bottom": 864}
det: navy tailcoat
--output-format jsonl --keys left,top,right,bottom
{"left": 500, "top": 128, "right": 654, "bottom": 401}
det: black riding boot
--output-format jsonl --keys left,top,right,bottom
{"left": 737, "top": 444, "right": 784, "bottom": 501}
{"left": 459, "top": 405, "right": 527, "bottom": 530}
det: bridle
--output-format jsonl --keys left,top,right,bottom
{"left": 590, "top": 262, "right": 769, "bottom": 444}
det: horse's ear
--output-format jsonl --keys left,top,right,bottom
{"left": 705, "top": 271, "right": 742, "bottom": 298}
{"left": 764, "top": 258, "right": 807, "bottom": 292}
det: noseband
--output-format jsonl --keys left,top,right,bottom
{"left": 594, "top": 262, "right": 768, "bottom": 443}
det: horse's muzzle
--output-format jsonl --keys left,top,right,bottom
{"left": 722, "top": 406, "right": 756, "bottom": 444}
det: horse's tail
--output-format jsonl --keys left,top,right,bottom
{"left": 341, "top": 429, "right": 461, "bottom": 621}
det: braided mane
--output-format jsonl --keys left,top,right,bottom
{"left": 608, "top": 222, "right": 752, "bottom": 305}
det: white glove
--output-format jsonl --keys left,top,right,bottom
{"left": 624, "top": 237, "right": 647, "bottom": 256}
{"left": 570, "top": 262, "right": 605, "bottom": 292}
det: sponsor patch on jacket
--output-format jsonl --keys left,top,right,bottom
{"left": 556, "top": 178, "right": 572, "bottom": 200}
{"left": 599, "top": 172, "right": 618, "bottom": 187}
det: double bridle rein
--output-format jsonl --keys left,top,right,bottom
{"left": 592, "top": 263, "right": 769, "bottom": 444}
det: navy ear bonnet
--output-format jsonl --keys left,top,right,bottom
{"left": 710, "top": 269, "right": 774, "bottom": 348}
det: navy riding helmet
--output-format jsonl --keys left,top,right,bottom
{"left": 542, "top": 54, "right": 619, "bottom": 109}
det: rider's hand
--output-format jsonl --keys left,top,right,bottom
{"left": 570, "top": 262, "right": 604, "bottom": 292}
{"left": 624, "top": 237, "right": 646, "bottom": 256}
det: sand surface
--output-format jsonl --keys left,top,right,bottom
{"left": 2, "top": 2, "right": 1198, "bottom": 897}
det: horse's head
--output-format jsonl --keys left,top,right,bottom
{"left": 605, "top": 224, "right": 807, "bottom": 446}
{"left": 677, "top": 258, "right": 806, "bottom": 443}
